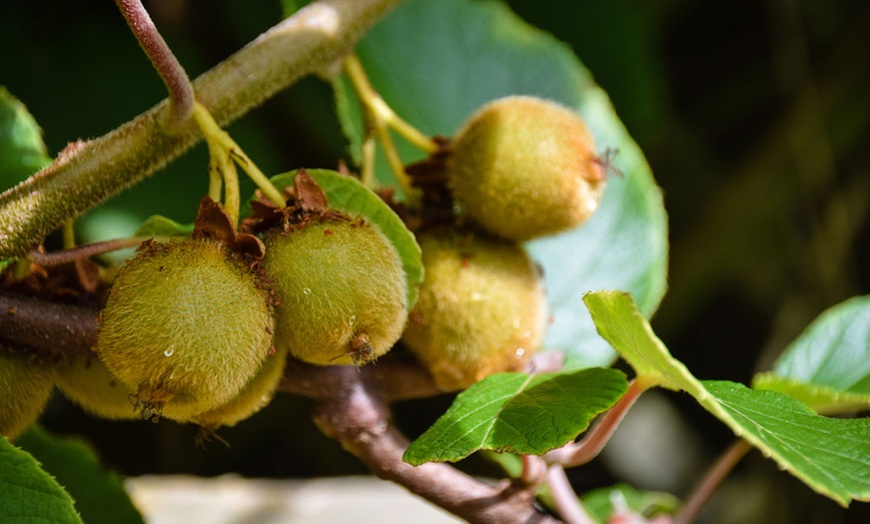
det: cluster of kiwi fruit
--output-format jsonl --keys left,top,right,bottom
{"left": 1, "top": 95, "right": 604, "bottom": 439}
{"left": 401, "top": 95, "right": 606, "bottom": 390}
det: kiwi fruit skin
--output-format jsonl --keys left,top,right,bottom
{"left": 0, "top": 348, "right": 55, "bottom": 440}
{"left": 263, "top": 218, "right": 407, "bottom": 366}
{"left": 191, "top": 344, "right": 288, "bottom": 430}
{"left": 96, "top": 239, "right": 274, "bottom": 419}
{"left": 55, "top": 356, "right": 139, "bottom": 420}
{"left": 447, "top": 95, "right": 605, "bottom": 241}
{"left": 401, "top": 228, "right": 548, "bottom": 391}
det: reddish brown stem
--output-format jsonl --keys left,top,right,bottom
{"left": 546, "top": 466, "right": 595, "bottom": 524}
{"left": 545, "top": 379, "right": 645, "bottom": 467}
{"left": 115, "top": 0, "right": 194, "bottom": 129}
{"left": 28, "top": 238, "right": 146, "bottom": 267}
{"left": 675, "top": 439, "right": 752, "bottom": 524}
{"left": 0, "top": 292, "right": 97, "bottom": 356}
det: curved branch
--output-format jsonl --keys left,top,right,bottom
{"left": 0, "top": 292, "right": 97, "bottom": 356}
{"left": 0, "top": 0, "right": 403, "bottom": 259}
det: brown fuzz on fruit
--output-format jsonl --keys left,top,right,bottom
{"left": 96, "top": 239, "right": 275, "bottom": 420}
{"left": 401, "top": 227, "right": 548, "bottom": 391}
{"left": 263, "top": 217, "right": 408, "bottom": 366}
{"left": 55, "top": 356, "right": 140, "bottom": 420}
{"left": 0, "top": 347, "right": 55, "bottom": 440}
{"left": 447, "top": 95, "right": 606, "bottom": 241}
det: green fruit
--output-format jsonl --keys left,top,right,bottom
{"left": 192, "top": 344, "right": 288, "bottom": 430}
{"left": 55, "top": 356, "right": 139, "bottom": 420}
{"left": 97, "top": 239, "right": 274, "bottom": 419}
{"left": 0, "top": 348, "right": 54, "bottom": 440}
{"left": 401, "top": 228, "right": 547, "bottom": 391}
{"left": 263, "top": 217, "right": 407, "bottom": 366}
{"left": 447, "top": 95, "right": 606, "bottom": 241}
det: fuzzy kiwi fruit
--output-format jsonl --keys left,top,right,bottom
{"left": 447, "top": 95, "right": 606, "bottom": 241}
{"left": 96, "top": 239, "right": 274, "bottom": 419}
{"left": 0, "top": 347, "right": 54, "bottom": 440}
{"left": 263, "top": 217, "right": 407, "bottom": 366}
{"left": 401, "top": 227, "right": 548, "bottom": 390}
{"left": 55, "top": 356, "right": 139, "bottom": 420}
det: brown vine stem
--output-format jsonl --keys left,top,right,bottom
{"left": 115, "top": 0, "right": 195, "bottom": 131}
{"left": 0, "top": 0, "right": 404, "bottom": 259}
{"left": 0, "top": 292, "right": 97, "bottom": 357}
{"left": 27, "top": 237, "right": 147, "bottom": 267}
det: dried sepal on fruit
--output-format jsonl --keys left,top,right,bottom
{"left": 263, "top": 217, "right": 408, "bottom": 366}
{"left": 0, "top": 346, "right": 55, "bottom": 440}
{"left": 447, "top": 95, "right": 606, "bottom": 241}
{"left": 96, "top": 238, "right": 274, "bottom": 420}
{"left": 401, "top": 227, "right": 548, "bottom": 391}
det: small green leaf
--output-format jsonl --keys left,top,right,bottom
{"left": 403, "top": 368, "right": 628, "bottom": 465}
{"left": 584, "top": 290, "right": 870, "bottom": 506}
{"left": 753, "top": 295, "right": 870, "bottom": 414}
{"left": 0, "top": 86, "right": 52, "bottom": 187}
{"left": 15, "top": 427, "right": 144, "bottom": 524}
{"left": 581, "top": 483, "right": 679, "bottom": 523}
{"left": 702, "top": 381, "right": 870, "bottom": 507}
{"left": 334, "top": 0, "right": 667, "bottom": 369}
{"left": 0, "top": 436, "right": 82, "bottom": 524}
{"left": 134, "top": 215, "right": 195, "bottom": 238}
{"left": 252, "top": 169, "right": 423, "bottom": 309}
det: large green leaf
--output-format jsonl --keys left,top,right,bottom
{"left": 15, "top": 427, "right": 144, "bottom": 524}
{"left": 583, "top": 290, "right": 870, "bottom": 507}
{"left": 249, "top": 169, "right": 423, "bottom": 308}
{"left": 0, "top": 86, "right": 51, "bottom": 187}
{"left": 0, "top": 436, "right": 82, "bottom": 524}
{"left": 403, "top": 368, "right": 628, "bottom": 465}
{"left": 753, "top": 295, "right": 870, "bottom": 414}
{"left": 334, "top": 0, "right": 667, "bottom": 369}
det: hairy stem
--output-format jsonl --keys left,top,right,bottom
{"left": 546, "top": 466, "right": 594, "bottom": 524}
{"left": 115, "top": 0, "right": 194, "bottom": 130}
{"left": 0, "top": 0, "right": 403, "bottom": 259}
{"left": 675, "top": 439, "right": 752, "bottom": 524}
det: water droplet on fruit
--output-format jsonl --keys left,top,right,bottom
{"left": 515, "top": 348, "right": 525, "bottom": 358}
{"left": 303, "top": 287, "right": 312, "bottom": 295}
{"left": 470, "top": 292, "right": 484, "bottom": 301}
{"left": 164, "top": 346, "right": 175, "bottom": 357}
{"left": 348, "top": 315, "right": 357, "bottom": 326}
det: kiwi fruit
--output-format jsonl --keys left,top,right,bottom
{"left": 191, "top": 344, "right": 288, "bottom": 430}
{"left": 263, "top": 217, "right": 407, "bottom": 366}
{"left": 447, "top": 95, "right": 606, "bottom": 241}
{"left": 0, "top": 347, "right": 54, "bottom": 440}
{"left": 96, "top": 239, "right": 274, "bottom": 419}
{"left": 401, "top": 227, "right": 548, "bottom": 390}
{"left": 55, "top": 356, "right": 139, "bottom": 420}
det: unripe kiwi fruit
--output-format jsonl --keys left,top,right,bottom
{"left": 401, "top": 228, "right": 548, "bottom": 390}
{"left": 447, "top": 95, "right": 606, "bottom": 241}
{"left": 0, "top": 347, "right": 54, "bottom": 440}
{"left": 191, "top": 344, "right": 288, "bottom": 430}
{"left": 263, "top": 217, "right": 407, "bottom": 366}
{"left": 55, "top": 356, "right": 139, "bottom": 420}
{"left": 97, "top": 239, "right": 274, "bottom": 419}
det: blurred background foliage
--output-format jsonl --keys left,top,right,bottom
{"left": 1, "top": 0, "right": 868, "bottom": 522}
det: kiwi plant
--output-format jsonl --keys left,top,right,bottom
{"left": 55, "top": 356, "right": 139, "bottom": 420}
{"left": 401, "top": 227, "right": 548, "bottom": 391}
{"left": 0, "top": 347, "right": 55, "bottom": 440}
{"left": 263, "top": 216, "right": 408, "bottom": 367}
{"left": 446, "top": 95, "right": 606, "bottom": 241}
{"left": 96, "top": 238, "right": 275, "bottom": 420}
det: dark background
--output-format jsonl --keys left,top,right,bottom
{"left": 1, "top": 1, "right": 868, "bottom": 522}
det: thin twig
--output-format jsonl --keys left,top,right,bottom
{"left": 545, "top": 379, "right": 646, "bottom": 467}
{"left": 27, "top": 238, "right": 147, "bottom": 267}
{"left": 675, "top": 439, "right": 752, "bottom": 524}
{"left": 115, "top": 0, "right": 195, "bottom": 130}
{"left": 546, "top": 465, "right": 595, "bottom": 524}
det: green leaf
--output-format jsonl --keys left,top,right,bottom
{"left": 0, "top": 86, "right": 52, "bottom": 187}
{"left": 584, "top": 290, "right": 870, "bottom": 507}
{"left": 580, "top": 483, "right": 679, "bottom": 523}
{"left": 15, "top": 427, "right": 144, "bottom": 524}
{"left": 403, "top": 368, "right": 628, "bottom": 465}
{"left": 134, "top": 215, "right": 195, "bottom": 238}
{"left": 702, "top": 381, "right": 870, "bottom": 507}
{"left": 251, "top": 169, "right": 423, "bottom": 309}
{"left": 0, "top": 436, "right": 82, "bottom": 524}
{"left": 334, "top": 0, "right": 668, "bottom": 369}
{"left": 753, "top": 295, "right": 870, "bottom": 414}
